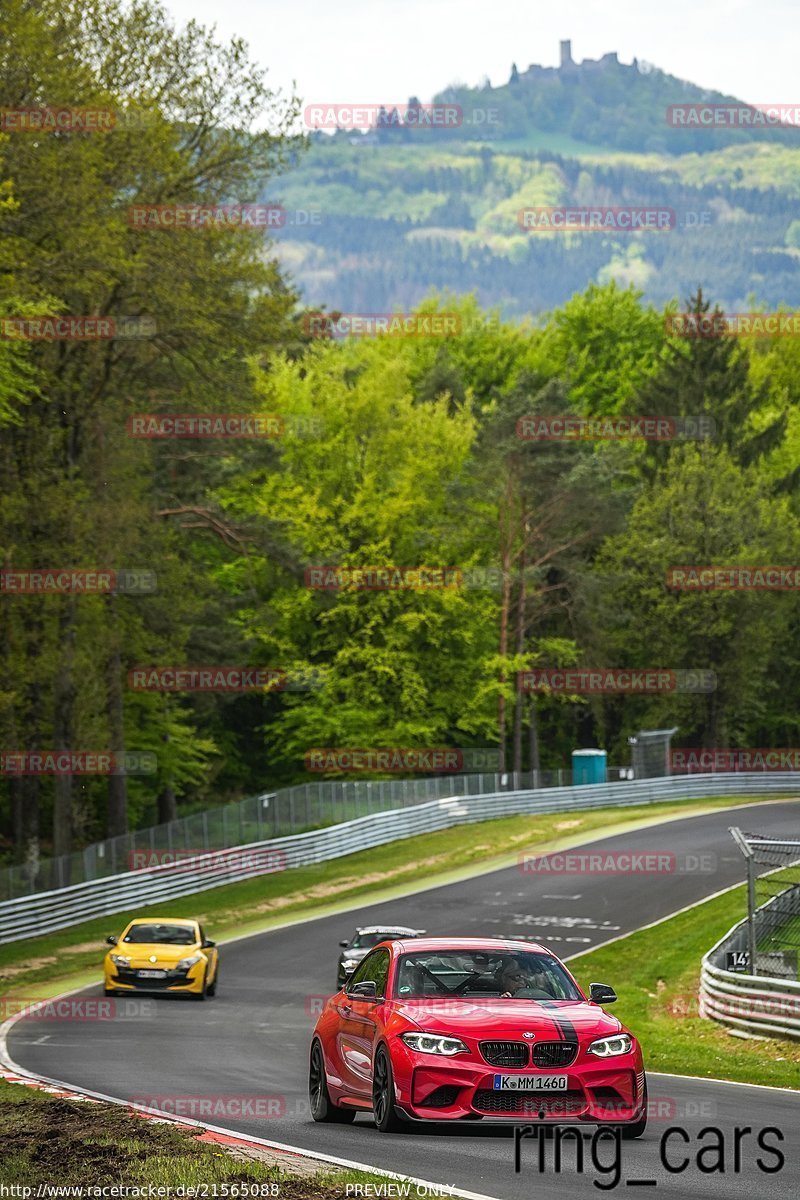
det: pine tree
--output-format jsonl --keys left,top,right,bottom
{"left": 636, "top": 289, "right": 787, "bottom": 477}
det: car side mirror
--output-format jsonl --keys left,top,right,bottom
{"left": 106, "top": 935, "right": 118, "bottom": 946}
{"left": 589, "top": 982, "right": 617, "bottom": 1005}
{"left": 348, "top": 981, "right": 378, "bottom": 998}
{"left": 339, "top": 940, "right": 350, "bottom": 948}
{"left": 203, "top": 938, "right": 216, "bottom": 948}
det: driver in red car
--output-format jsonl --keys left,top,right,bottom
{"left": 497, "top": 957, "right": 553, "bottom": 998}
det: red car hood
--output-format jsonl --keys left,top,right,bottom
{"left": 392, "top": 998, "right": 622, "bottom": 1040}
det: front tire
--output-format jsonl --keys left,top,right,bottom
{"left": 194, "top": 969, "right": 208, "bottom": 1001}
{"left": 309, "top": 1041, "right": 356, "bottom": 1123}
{"left": 372, "top": 1047, "right": 406, "bottom": 1133}
{"left": 206, "top": 964, "right": 217, "bottom": 997}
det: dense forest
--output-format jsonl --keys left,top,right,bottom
{"left": 2, "top": 0, "right": 800, "bottom": 872}
{"left": 270, "top": 139, "right": 800, "bottom": 316}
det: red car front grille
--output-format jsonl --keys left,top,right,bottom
{"left": 479, "top": 1041, "right": 529, "bottom": 1067}
{"left": 473, "top": 1089, "right": 586, "bottom": 1115}
{"left": 531, "top": 1041, "right": 578, "bottom": 1068}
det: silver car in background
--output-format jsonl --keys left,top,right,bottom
{"left": 336, "top": 924, "right": 425, "bottom": 986}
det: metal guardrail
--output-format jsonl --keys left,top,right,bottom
{"left": 3, "top": 767, "right": 608, "bottom": 902}
{"left": 1, "top": 771, "right": 798, "bottom": 945}
{"left": 700, "top": 920, "right": 800, "bottom": 1042}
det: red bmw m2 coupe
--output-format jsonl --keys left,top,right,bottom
{"left": 309, "top": 937, "right": 647, "bottom": 1135}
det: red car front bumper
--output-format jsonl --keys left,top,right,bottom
{"left": 389, "top": 1041, "right": 646, "bottom": 1123}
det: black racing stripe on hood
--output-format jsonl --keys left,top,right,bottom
{"left": 534, "top": 1001, "right": 578, "bottom": 1043}
{"left": 554, "top": 1016, "right": 578, "bottom": 1042}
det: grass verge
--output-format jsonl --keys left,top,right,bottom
{"left": 568, "top": 885, "right": 800, "bottom": 1090}
{"left": 0, "top": 794, "right": 792, "bottom": 999}
{"left": 0, "top": 1076, "right": 440, "bottom": 1194}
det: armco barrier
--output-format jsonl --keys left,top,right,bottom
{"left": 700, "top": 927, "right": 800, "bottom": 1042}
{"left": 1, "top": 772, "right": 797, "bottom": 944}
{"left": 1, "top": 767, "right": 592, "bottom": 901}
{"left": 699, "top": 873, "right": 800, "bottom": 1042}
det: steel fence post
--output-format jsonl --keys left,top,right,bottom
{"left": 747, "top": 854, "right": 758, "bottom": 975}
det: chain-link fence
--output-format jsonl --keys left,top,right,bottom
{"left": 729, "top": 827, "right": 800, "bottom": 980}
{"left": 629, "top": 728, "right": 678, "bottom": 779}
{"left": 1, "top": 765, "right": 630, "bottom": 902}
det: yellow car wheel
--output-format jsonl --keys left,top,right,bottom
{"left": 194, "top": 967, "right": 208, "bottom": 1000}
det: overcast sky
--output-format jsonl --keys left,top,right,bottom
{"left": 162, "top": 0, "right": 798, "bottom": 118}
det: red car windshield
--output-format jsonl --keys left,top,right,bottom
{"left": 394, "top": 949, "right": 581, "bottom": 1001}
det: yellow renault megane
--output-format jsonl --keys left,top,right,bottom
{"left": 103, "top": 917, "right": 219, "bottom": 999}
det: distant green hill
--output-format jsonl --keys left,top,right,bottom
{"left": 428, "top": 43, "right": 800, "bottom": 154}
{"left": 267, "top": 46, "right": 800, "bottom": 316}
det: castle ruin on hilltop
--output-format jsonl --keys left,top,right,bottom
{"left": 511, "top": 40, "right": 639, "bottom": 83}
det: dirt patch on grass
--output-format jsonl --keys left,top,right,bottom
{"left": 1, "top": 1096, "right": 195, "bottom": 1183}
{"left": 0, "top": 957, "right": 58, "bottom": 982}
{"left": 0, "top": 1094, "right": 349, "bottom": 1195}
{"left": 61, "top": 941, "right": 107, "bottom": 956}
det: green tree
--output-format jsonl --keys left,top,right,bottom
{"left": 0, "top": 0, "right": 300, "bottom": 864}
{"left": 593, "top": 446, "right": 800, "bottom": 752}
{"left": 535, "top": 282, "right": 664, "bottom": 414}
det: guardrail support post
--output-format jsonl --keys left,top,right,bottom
{"left": 730, "top": 826, "right": 758, "bottom": 975}
{"left": 746, "top": 854, "right": 758, "bottom": 975}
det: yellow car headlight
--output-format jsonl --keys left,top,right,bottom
{"left": 110, "top": 954, "right": 130, "bottom": 968}
{"left": 176, "top": 953, "right": 203, "bottom": 970}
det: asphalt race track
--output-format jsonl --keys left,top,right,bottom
{"left": 9, "top": 801, "right": 800, "bottom": 1199}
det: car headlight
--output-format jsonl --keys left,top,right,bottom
{"left": 401, "top": 1033, "right": 468, "bottom": 1056}
{"left": 110, "top": 954, "right": 130, "bottom": 968}
{"left": 176, "top": 953, "right": 203, "bottom": 970}
{"left": 587, "top": 1034, "right": 633, "bottom": 1058}
{"left": 341, "top": 959, "right": 359, "bottom": 973}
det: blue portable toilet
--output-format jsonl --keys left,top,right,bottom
{"left": 572, "top": 748, "right": 607, "bottom": 785}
